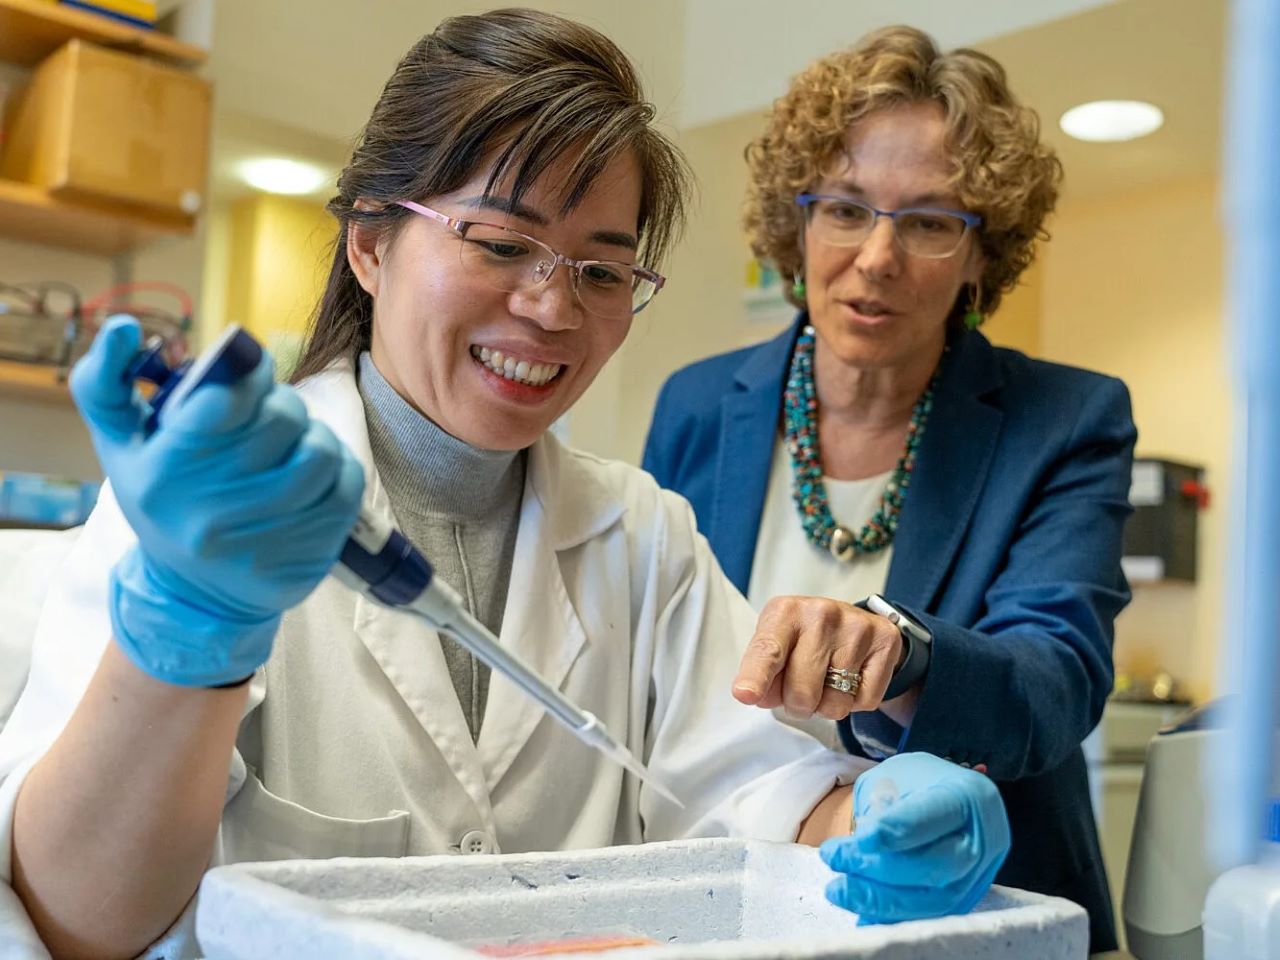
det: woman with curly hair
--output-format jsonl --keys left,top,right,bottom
{"left": 643, "top": 25, "right": 1134, "bottom": 952}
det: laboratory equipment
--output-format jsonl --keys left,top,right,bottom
{"left": 0, "top": 279, "right": 82, "bottom": 369}
{"left": 1203, "top": 839, "right": 1280, "bottom": 960}
{"left": 126, "top": 324, "right": 682, "bottom": 808}
{"left": 83, "top": 280, "right": 193, "bottom": 368}
{"left": 1122, "top": 458, "right": 1207, "bottom": 583}
{"left": 1122, "top": 704, "right": 1225, "bottom": 959}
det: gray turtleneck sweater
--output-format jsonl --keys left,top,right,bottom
{"left": 357, "top": 352, "right": 525, "bottom": 742}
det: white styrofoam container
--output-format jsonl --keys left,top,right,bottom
{"left": 195, "top": 838, "right": 1088, "bottom": 959}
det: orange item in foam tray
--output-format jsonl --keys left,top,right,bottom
{"left": 474, "top": 935, "right": 659, "bottom": 956}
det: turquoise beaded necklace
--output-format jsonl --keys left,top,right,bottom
{"left": 783, "top": 324, "right": 938, "bottom": 561}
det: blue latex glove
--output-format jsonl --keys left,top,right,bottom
{"left": 70, "top": 315, "right": 365, "bottom": 686}
{"left": 820, "top": 752, "right": 1011, "bottom": 923}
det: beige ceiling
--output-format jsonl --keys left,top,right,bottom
{"left": 204, "top": 0, "right": 683, "bottom": 203}
{"left": 976, "top": 0, "right": 1225, "bottom": 202}
{"left": 206, "top": 0, "right": 1226, "bottom": 206}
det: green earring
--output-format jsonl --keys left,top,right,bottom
{"left": 963, "top": 282, "right": 984, "bottom": 329}
{"left": 792, "top": 277, "right": 807, "bottom": 300}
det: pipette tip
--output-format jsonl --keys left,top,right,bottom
{"left": 616, "top": 748, "right": 685, "bottom": 809}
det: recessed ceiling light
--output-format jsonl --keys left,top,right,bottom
{"left": 1059, "top": 100, "right": 1164, "bottom": 143}
{"left": 239, "top": 157, "right": 330, "bottom": 195}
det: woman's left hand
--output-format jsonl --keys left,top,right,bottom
{"left": 732, "top": 596, "right": 903, "bottom": 720}
{"left": 820, "top": 752, "right": 1011, "bottom": 923}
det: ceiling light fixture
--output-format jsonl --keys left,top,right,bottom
{"left": 1059, "top": 100, "right": 1164, "bottom": 143}
{"left": 239, "top": 157, "right": 330, "bottom": 195}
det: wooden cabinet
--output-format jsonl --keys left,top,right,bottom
{"left": 0, "top": 0, "right": 209, "bottom": 255}
{"left": 3, "top": 38, "right": 210, "bottom": 221}
{"left": 0, "top": 0, "right": 206, "bottom": 68}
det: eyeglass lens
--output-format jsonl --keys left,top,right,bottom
{"left": 457, "top": 222, "right": 656, "bottom": 318}
{"left": 806, "top": 198, "right": 969, "bottom": 258}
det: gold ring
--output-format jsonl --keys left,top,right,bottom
{"left": 824, "top": 667, "right": 862, "bottom": 695}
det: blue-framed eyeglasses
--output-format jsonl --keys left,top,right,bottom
{"left": 795, "top": 193, "right": 983, "bottom": 259}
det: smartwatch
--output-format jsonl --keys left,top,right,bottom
{"left": 862, "top": 594, "right": 933, "bottom": 700}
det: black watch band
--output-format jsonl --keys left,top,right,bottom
{"left": 858, "top": 594, "right": 933, "bottom": 700}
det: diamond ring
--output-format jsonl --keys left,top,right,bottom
{"left": 824, "top": 667, "right": 862, "bottom": 695}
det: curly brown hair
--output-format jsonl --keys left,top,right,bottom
{"left": 744, "top": 25, "right": 1062, "bottom": 321}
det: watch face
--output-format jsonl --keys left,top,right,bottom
{"left": 867, "top": 595, "right": 930, "bottom": 644}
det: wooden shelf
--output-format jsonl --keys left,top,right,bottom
{"left": 0, "top": 519, "right": 76, "bottom": 529}
{"left": 0, "top": 0, "right": 206, "bottom": 67}
{"left": 0, "top": 178, "right": 195, "bottom": 255}
{"left": 0, "top": 356, "right": 71, "bottom": 404}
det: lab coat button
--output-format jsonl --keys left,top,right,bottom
{"left": 459, "top": 830, "right": 494, "bottom": 855}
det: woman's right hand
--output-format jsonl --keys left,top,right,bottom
{"left": 732, "top": 595, "right": 904, "bottom": 720}
{"left": 70, "top": 316, "right": 365, "bottom": 687}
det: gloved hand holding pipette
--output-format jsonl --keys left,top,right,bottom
{"left": 819, "top": 752, "right": 1011, "bottom": 923}
{"left": 72, "top": 317, "right": 682, "bottom": 805}
{"left": 70, "top": 315, "right": 365, "bottom": 687}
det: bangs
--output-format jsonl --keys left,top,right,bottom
{"left": 405, "top": 64, "right": 687, "bottom": 269}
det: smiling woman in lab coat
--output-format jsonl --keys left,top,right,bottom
{"left": 0, "top": 10, "right": 1006, "bottom": 960}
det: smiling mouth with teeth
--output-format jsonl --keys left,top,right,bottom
{"left": 470, "top": 345, "right": 565, "bottom": 387}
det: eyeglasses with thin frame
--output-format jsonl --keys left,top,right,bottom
{"left": 395, "top": 200, "right": 665, "bottom": 319}
{"left": 795, "top": 193, "right": 983, "bottom": 259}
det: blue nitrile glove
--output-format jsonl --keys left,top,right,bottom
{"left": 819, "top": 752, "right": 1011, "bottom": 923}
{"left": 70, "top": 315, "right": 365, "bottom": 686}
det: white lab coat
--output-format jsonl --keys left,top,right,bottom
{"left": 0, "top": 361, "right": 868, "bottom": 957}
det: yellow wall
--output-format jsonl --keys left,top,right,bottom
{"left": 984, "top": 257, "right": 1042, "bottom": 357}
{"left": 604, "top": 111, "right": 772, "bottom": 465}
{"left": 610, "top": 107, "right": 1228, "bottom": 705}
{"left": 218, "top": 193, "right": 336, "bottom": 374}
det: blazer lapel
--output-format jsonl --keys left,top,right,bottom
{"left": 887, "top": 332, "right": 1005, "bottom": 612}
{"left": 711, "top": 319, "right": 804, "bottom": 593}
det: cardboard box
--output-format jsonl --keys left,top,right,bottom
{"left": 0, "top": 39, "right": 209, "bottom": 218}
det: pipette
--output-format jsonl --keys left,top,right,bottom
{"left": 125, "top": 323, "right": 684, "bottom": 808}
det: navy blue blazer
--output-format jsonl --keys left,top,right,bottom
{"left": 642, "top": 317, "right": 1136, "bottom": 953}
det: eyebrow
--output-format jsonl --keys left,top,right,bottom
{"left": 461, "top": 194, "right": 639, "bottom": 252}
{"left": 823, "top": 181, "right": 956, "bottom": 209}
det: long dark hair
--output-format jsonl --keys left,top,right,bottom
{"left": 291, "top": 7, "right": 690, "bottom": 383}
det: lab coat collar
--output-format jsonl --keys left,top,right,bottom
{"left": 297, "top": 359, "right": 626, "bottom": 551}
{"left": 296, "top": 360, "right": 616, "bottom": 799}
{"left": 525, "top": 431, "right": 627, "bottom": 550}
